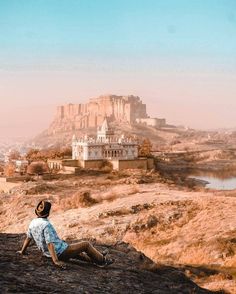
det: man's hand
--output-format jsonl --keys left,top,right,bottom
{"left": 47, "top": 243, "right": 66, "bottom": 269}
{"left": 54, "top": 260, "right": 67, "bottom": 269}
{"left": 18, "top": 237, "right": 31, "bottom": 255}
{"left": 16, "top": 250, "right": 25, "bottom": 255}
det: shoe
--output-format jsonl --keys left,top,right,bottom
{"left": 103, "top": 256, "right": 114, "bottom": 266}
{"left": 102, "top": 249, "right": 109, "bottom": 257}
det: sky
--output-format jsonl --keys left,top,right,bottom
{"left": 0, "top": 0, "right": 236, "bottom": 138}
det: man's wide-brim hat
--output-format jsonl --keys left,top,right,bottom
{"left": 35, "top": 200, "right": 51, "bottom": 218}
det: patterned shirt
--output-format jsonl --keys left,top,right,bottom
{"left": 27, "top": 218, "right": 68, "bottom": 257}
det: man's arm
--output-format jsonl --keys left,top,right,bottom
{"left": 17, "top": 237, "right": 31, "bottom": 255}
{"left": 47, "top": 243, "right": 66, "bottom": 268}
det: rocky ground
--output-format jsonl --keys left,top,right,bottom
{"left": 0, "top": 233, "right": 215, "bottom": 294}
{"left": 1, "top": 169, "right": 236, "bottom": 293}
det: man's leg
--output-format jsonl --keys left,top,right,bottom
{"left": 59, "top": 241, "right": 104, "bottom": 264}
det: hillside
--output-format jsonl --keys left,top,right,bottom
{"left": 1, "top": 170, "right": 236, "bottom": 292}
{"left": 32, "top": 94, "right": 174, "bottom": 148}
{"left": 31, "top": 94, "right": 236, "bottom": 151}
{"left": 0, "top": 233, "right": 214, "bottom": 293}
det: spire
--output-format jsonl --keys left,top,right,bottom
{"left": 101, "top": 117, "right": 109, "bottom": 132}
{"left": 97, "top": 117, "right": 114, "bottom": 142}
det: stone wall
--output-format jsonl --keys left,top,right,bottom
{"left": 0, "top": 176, "right": 28, "bottom": 183}
{"left": 147, "top": 158, "right": 155, "bottom": 169}
{"left": 47, "top": 158, "right": 153, "bottom": 172}
{"left": 78, "top": 158, "right": 149, "bottom": 171}
{"left": 110, "top": 158, "right": 148, "bottom": 171}
{"left": 62, "top": 159, "right": 80, "bottom": 167}
{"left": 79, "top": 160, "right": 104, "bottom": 169}
{"left": 136, "top": 118, "right": 166, "bottom": 128}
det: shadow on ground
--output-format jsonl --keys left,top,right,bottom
{"left": 0, "top": 233, "right": 225, "bottom": 293}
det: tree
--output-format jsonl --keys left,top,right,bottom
{"left": 60, "top": 146, "right": 72, "bottom": 158}
{"left": 138, "top": 138, "right": 153, "bottom": 157}
{"left": 0, "top": 166, "right": 4, "bottom": 174}
{"left": 26, "top": 149, "right": 41, "bottom": 162}
{"left": 4, "top": 163, "right": 15, "bottom": 177}
{"left": 26, "top": 146, "right": 72, "bottom": 162}
{"left": 27, "top": 162, "right": 49, "bottom": 178}
{"left": 9, "top": 150, "right": 21, "bottom": 161}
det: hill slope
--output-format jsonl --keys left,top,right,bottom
{"left": 0, "top": 233, "right": 214, "bottom": 294}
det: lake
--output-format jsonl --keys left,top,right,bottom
{"left": 189, "top": 170, "right": 236, "bottom": 190}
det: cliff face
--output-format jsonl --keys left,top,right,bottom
{"left": 48, "top": 95, "right": 148, "bottom": 135}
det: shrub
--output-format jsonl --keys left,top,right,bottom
{"left": 100, "top": 160, "right": 113, "bottom": 173}
{"left": 4, "top": 163, "right": 15, "bottom": 177}
{"left": 26, "top": 146, "right": 72, "bottom": 163}
{"left": 9, "top": 150, "right": 21, "bottom": 160}
{"left": 27, "top": 161, "right": 49, "bottom": 176}
{"left": 0, "top": 165, "right": 4, "bottom": 174}
{"left": 96, "top": 191, "right": 119, "bottom": 202}
{"left": 60, "top": 191, "right": 98, "bottom": 210}
{"left": 138, "top": 138, "right": 152, "bottom": 157}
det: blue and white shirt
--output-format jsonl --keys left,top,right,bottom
{"left": 27, "top": 218, "right": 68, "bottom": 257}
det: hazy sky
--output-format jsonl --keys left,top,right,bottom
{"left": 0, "top": 0, "right": 236, "bottom": 138}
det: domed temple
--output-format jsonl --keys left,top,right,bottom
{"left": 72, "top": 118, "right": 138, "bottom": 161}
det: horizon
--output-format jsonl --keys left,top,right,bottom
{"left": 0, "top": 0, "right": 236, "bottom": 139}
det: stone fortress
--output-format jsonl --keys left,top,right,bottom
{"left": 47, "top": 94, "right": 164, "bottom": 171}
{"left": 49, "top": 95, "right": 166, "bottom": 134}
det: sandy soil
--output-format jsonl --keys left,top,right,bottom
{"left": 0, "top": 181, "right": 21, "bottom": 193}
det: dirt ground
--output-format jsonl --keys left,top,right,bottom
{"left": 0, "top": 181, "right": 20, "bottom": 193}
{"left": 1, "top": 170, "right": 236, "bottom": 293}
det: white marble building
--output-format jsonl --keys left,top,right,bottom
{"left": 72, "top": 118, "right": 138, "bottom": 161}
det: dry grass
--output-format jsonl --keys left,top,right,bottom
{"left": 98, "top": 207, "right": 131, "bottom": 218}
{"left": 96, "top": 191, "right": 119, "bottom": 202}
{"left": 95, "top": 185, "right": 140, "bottom": 203}
{"left": 59, "top": 191, "right": 98, "bottom": 210}
{"left": 0, "top": 182, "right": 21, "bottom": 193}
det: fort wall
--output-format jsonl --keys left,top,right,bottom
{"left": 50, "top": 95, "right": 148, "bottom": 133}
{"left": 47, "top": 94, "right": 166, "bottom": 136}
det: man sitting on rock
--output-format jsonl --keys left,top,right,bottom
{"left": 18, "top": 200, "right": 114, "bottom": 268}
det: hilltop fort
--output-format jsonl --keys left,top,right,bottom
{"left": 48, "top": 95, "right": 166, "bottom": 135}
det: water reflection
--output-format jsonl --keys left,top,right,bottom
{"left": 189, "top": 170, "right": 236, "bottom": 190}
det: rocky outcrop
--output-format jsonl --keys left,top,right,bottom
{"left": 47, "top": 95, "right": 148, "bottom": 135}
{"left": 0, "top": 233, "right": 215, "bottom": 293}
